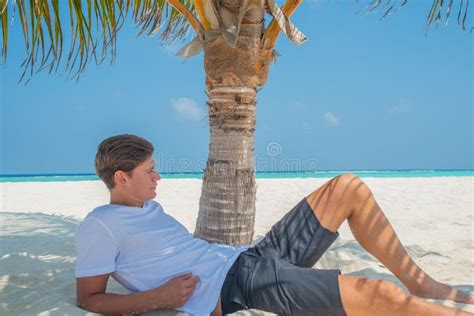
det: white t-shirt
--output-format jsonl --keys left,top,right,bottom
{"left": 75, "top": 200, "right": 247, "bottom": 316}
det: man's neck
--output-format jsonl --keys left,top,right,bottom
{"left": 110, "top": 191, "right": 144, "bottom": 208}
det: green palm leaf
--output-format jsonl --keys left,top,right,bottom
{"left": 364, "top": 0, "right": 472, "bottom": 32}
{"left": 1, "top": 0, "right": 194, "bottom": 81}
{"left": 0, "top": 0, "right": 471, "bottom": 82}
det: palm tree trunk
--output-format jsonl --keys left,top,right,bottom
{"left": 194, "top": 86, "right": 257, "bottom": 245}
{"left": 193, "top": 6, "right": 270, "bottom": 246}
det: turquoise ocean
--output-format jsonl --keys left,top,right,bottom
{"left": 0, "top": 170, "right": 472, "bottom": 182}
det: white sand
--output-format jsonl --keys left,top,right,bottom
{"left": 1, "top": 176, "right": 473, "bottom": 315}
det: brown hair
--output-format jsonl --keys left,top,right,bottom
{"left": 95, "top": 134, "right": 154, "bottom": 189}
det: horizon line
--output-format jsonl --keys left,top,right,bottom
{"left": 1, "top": 169, "right": 473, "bottom": 177}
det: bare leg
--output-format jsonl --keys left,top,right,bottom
{"left": 306, "top": 173, "right": 473, "bottom": 304}
{"left": 339, "top": 275, "right": 473, "bottom": 316}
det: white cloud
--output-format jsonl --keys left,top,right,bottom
{"left": 170, "top": 97, "right": 204, "bottom": 121}
{"left": 303, "top": 121, "right": 313, "bottom": 130}
{"left": 390, "top": 99, "right": 413, "bottom": 113}
{"left": 324, "top": 112, "right": 341, "bottom": 126}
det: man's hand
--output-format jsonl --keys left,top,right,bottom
{"left": 153, "top": 272, "right": 200, "bottom": 309}
{"left": 77, "top": 272, "right": 200, "bottom": 314}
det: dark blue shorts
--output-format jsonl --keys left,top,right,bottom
{"left": 220, "top": 198, "right": 346, "bottom": 315}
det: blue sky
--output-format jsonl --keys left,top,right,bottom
{"left": 1, "top": 1, "right": 472, "bottom": 174}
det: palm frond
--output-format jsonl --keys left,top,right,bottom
{"left": 1, "top": 1, "right": 7, "bottom": 60}
{"left": 359, "top": 0, "right": 472, "bottom": 33}
{"left": 0, "top": 0, "right": 195, "bottom": 82}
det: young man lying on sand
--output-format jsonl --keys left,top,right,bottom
{"left": 75, "top": 134, "right": 473, "bottom": 315}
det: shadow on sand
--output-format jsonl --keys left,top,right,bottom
{"left": 0, "top": 212, "right": 472, "bottom": 315}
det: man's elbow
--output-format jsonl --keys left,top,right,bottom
{"left": 76, "top": 296, "right": 97, "bottom": 313}
{"left": 76, "top": 274, "right": 111, "bottom": 312}
{"left": 76, "top": 297, "right": 89, "bottom": 311}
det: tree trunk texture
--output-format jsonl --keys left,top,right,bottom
{"left": 194, "top": 1, "right": 272, "bottom": 245}
{"left": 194, "top": 87, "right": 257, "bottom": 245}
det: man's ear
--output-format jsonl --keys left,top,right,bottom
{"left": 114, "top": 170, "right": 127, "bottom": 186}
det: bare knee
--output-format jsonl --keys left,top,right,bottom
{"left": 329, "top": 173, "right": 367, "bottom": 204}
{"left": 340, "top": 276, "right": 410, "bottom": 314}
{"left": 376, "top": 279, "right": 410, "bottom": 307}
{"left": 366, "top": 279, "right": 413, "bottom": 314}
{"left": 306, "top": 173, "right": 372, "bottom": 231}
{"left": 334, "top": 173, "right": 372, "bottom": 203}
{"left": 337, "top": 172, "right": 359, "bottom": 183}
{"left": 334, "top": 173, "right": 363, "bottom": 191}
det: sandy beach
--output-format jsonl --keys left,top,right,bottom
{"left": 1, "top": 176, "right": 473, "bottom": 315}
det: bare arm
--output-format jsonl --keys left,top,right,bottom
{"left": 76, "top": 272, "right": 199, "bottom": 314}
{"left": 210, "top": 298, "right": 222, "bottom": 316}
